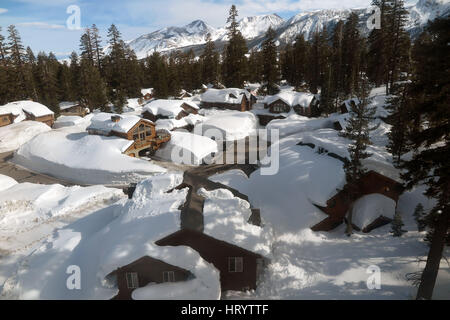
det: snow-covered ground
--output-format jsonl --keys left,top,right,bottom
{"left": 11, "top": 128, "right": 166, "bottom": 185}
{"left": 0, "top": 121, "right": 51, "bottom": 153}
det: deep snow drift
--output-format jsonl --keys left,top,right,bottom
{"left": 0, "top": 121, "right": 51, "bottom": 153}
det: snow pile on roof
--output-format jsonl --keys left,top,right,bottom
{"left": 58, "top": 102, "right": 79, "bottom": 111}
{"left": 87, "top": 112, "right": 150, "bottom": 134}
{"left": 0, "top": 174, "right": 18, "bottom": 192}
{"left": 144, "top": 99, "right": 198, "bottom": 118}
{"left": 12, "top": 130, "right": 166, "bottom": 185}
{"left": 53, "top": 115, "right": 86, "bottom": 129}
{"left": 155, "top": 131, "right": 217, "bottom": 165}
{"left": 340, "top": 98, "right": 360, "bottom": 113}
{"left": 194, "top": 110, "right": 257, "bottom": 141}
{"left": 155, "top": 113, "right": 205, "bottom": 131}
{"left": 0, "top": 121, "right": 51, "bottom": 153}
{"left": 16, "top": 101, "right": 54, "bottom": 117}
{"left": 141, "top": 88, "right": 153, "bottom": 96}
{"left": 352, "top": 194, "right": 396, "bottom": 230}
{"left": 201, "top": 88, "right": 249, "bottom": 104}
{"left": 267, "top": 114, "right": 333, "bottom": 137}
{"left": 0, "top": 102, "right": 25, "bottom": 123}
{"left": 198, "top": 188, "right": 272, "bottom": 257}
{"left": 3, "top": 174, "right": 220, "bottom": 299}
{"left": 264, "top": 91, "right": 314, "bottom": 107}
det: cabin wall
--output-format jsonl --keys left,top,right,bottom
{"left": 268, "top": 100, "right": 290, "bottom": 113}
{"left": 201, "top": 102, "right": 243, "bottom": 111}
{"left": 112, "top": 256, "right": 191, "bottom": 300}
{"left": 0, "top": 114, "right": 13, "bottom": 127}
{"left": 157, "top": 230, "right": 261, "bottom": 291}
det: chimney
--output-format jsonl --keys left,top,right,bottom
{"left": 111, "top": 115, "right": 121, "bottom": 123}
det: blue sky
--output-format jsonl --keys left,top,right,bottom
{"left": 0, "top": 0, "right": 376, "bottom": 58}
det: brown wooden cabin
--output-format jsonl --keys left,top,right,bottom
{"left": 156, "top": 229, "right": 266, "bottom": 292}
{"left": 311, "top": 170, "right": 404, "bottom": 232}
{"left": 107, "top": 256, "right": 192, "bottom": 300}
{"left": 0, "top": 113, "right": 16, "bottom": 127}
{"left": 201, "top": 94, "right": 252, "bottom": 112}
{"left": 23, "top": 110, "right": 54, "bottom": 127}
{"left": 340, "top": 99, "right": 358, "bottom": 114}
{"left": 266, "top": 99, "right": 291, "bottom": 113}
{"left": 60, "top": 103, "right": 88, "bottom": 117}
{"left": 142, "top": 102, "right": 199, "bottom": 123}
{"left": 88, "top": 116, "right": 171, "bottom": 157}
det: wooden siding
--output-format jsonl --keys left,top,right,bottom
{"left": 267, "top": 99, "right": 290, "bottom": 113}
{"left": 0, "top": 114, "right": 14, "bottom": 127}
{"left": 156, "top": 229, "right": 265, "bottom": 291}
{"left": 108, "top": 256, "right": 191, "bottom": 300}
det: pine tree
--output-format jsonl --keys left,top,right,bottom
{"left": 147, "top": 52, "right": 169, "bottom": 99}
{"left": 200, "top": 33, "right": 219, "bottom": 85}
{"left": 413, "top": 203, "right": 426, "bottom": 232}
{"left": 292, "top": 34, "right": 308, "bottom": 89}
{"left": 261, "top": 27, "right": 279, "bottom": 95}
{"left": 342, "top": 13, "right": 363, "bottom": 97}
{"left": 79, "top": 28, "right": 94, "bottom": 65}
{"left": 400, "top": 17, "right": 449, "bottom": 300}
{"left": 79, "top": 56, "right": 108, "bottom": 112}
{"left": 340, "top": 78, "right": 377, "bottom": 236}
{"left": 368, "top": 0, "right": 388, "bottom": 87}
{"left": 222, "top": 5, "right": 248, "bottom": 88}
{"left": 391, "top": 212, "right": 407, "bottom": 237}
{"left": 330, "top": 20, "right": 345, "bottom": 108}
{"left": 7, "top": 25, "right": 28, "bottom": 99}
{"left": 91, "top": 24, "right": 104, "bottom": 72}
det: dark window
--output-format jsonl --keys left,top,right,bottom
{"left": 126, "top": 272, "right": 139, "bottom": 289}
{"left": 228, "top": 257, "right": 243, "bottom": 273}
{"left": 163, "top": 271, "right": 175, "bottom": 282}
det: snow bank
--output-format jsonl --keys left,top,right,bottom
{"left": 155, "top": 131, "right": 217, "bottom": 165}
{"left": 155, "top": 113, "right": 205, "bottom": 131}
{"left": 5, "top": 173, "right": 221, "bottom": 300}
{"left": 0, "top": 174, "right": 18, "bottom": 192}
{"left": 0, "top": 121, "right": 51, "bottom": 152}
{"left": 352, "top": 194, "right": 396, "bottom": 230}
{"left": 53, "top": 116, "right": 86, "bottom": 129}
{"left": 194, "top": 111, "right": 257, "bottom": 141}
{"left": 12, "top": 130, "right": 166, "bottom": 185}
{"left": 267, "top": 114, "right": 333, "bottom": 137}
{"left": 198, "top": 188, "right": 272, "bottom": 257}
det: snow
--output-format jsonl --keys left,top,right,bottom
{"left": 87, "top": 112, "right": 149, "bottom": 135}
{"left": 155, "top": 131, "right": 217, "bottom": 165}
{"left": 8, "top": 100, "right": 54, "bottom": 118}
{"left": 200, "top": 88, "right": 249, "bottom": 104}
{"left": 143, "top": 99, "right": 198, "bottom": 118}
{"left": 352, "top": 194, "right": 396, "bottom": 230}
{"left": 194, "top": 110, "right": 257, "bottom": 141}
{"left": 11, "top": 130, "right": 166, "bottom": 185}
{"left": 53, "top": 116, "right": 86, "bottom": 129}
{"left": 1, "top": 173, "right": 221, "bottom": 300}
{"left": 198, "top": 188, "right": 272, "bottom": 257}
{"left": 58, "top": 102, "right": 79, "bottom": 111}
{"left": 155, "top": 113, "right": 205, "bottom": 131}
{"left": 267, "top": 114, "right": 333, "bottom": 137}
{"left": 0, "top": 121, "right": 51, "bottom": 153}
{"left": 141, "top": 88, "right": 153, "bottom": 96}
{"left": 264, "top": 91, "right": 314, "bottom": 108}
{"left": 0, "top": 174, "right": 18, "bottom": 192}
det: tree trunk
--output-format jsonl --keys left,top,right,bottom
{"left": 345, "top": 201, "right": 354, "bottom": 236}
{"left": 416, "top": 208, "right": 449, "bottom": 300}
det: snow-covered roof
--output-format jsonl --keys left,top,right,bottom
{"left": 143, "top": 99, "right": 199, "bottom": 118}
{"left": 0, "top": 101, "right": 53, "bottom": 121}
{"left": 155, "top": 114, "right": 205, "bottom": 131}
{"left": 352, "top": 194, "right": 396, "bottom": 230}
{"left": 141, "top": 88, "right": 154, "bottom": 96}
{"left": 198, "top": 188, "right": 272, "bottom": 257}
{"left": 194, "top": 110, "right": 257, "bottom": 141}
{"left": 155, "top": 131, "right": 217, "bottom": 165}
{"left": 58, "top": 101, "right": 80, "bottom": 110}
{"left": 87, "top": 112, "right": 153, "bottom": 134}
{"left": 0, "top": 174, "right": 18, "bottom": 192}
{"left": 264, "top": 91, "right": 314, "bottom": 108}
{"left": 341, "top": 98, "right": 360, "bottom": 112}
{"left": 201, "top": 88, "right": 250, "bottom": 104}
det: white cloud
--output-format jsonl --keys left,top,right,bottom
{"left": 0, "top": 8, "right": 8, "bottom": 14}
{"left": 17, "top": 22, "right": 66, "bottom": 30}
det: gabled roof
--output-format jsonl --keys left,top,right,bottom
{"left": 59, "top": 101, "right": 80, "bottom": 110}
{"left": 264, "top": 91, "right": 314, "bottom": 108}
{"left": 87, "top": 112, "right": 154, "bottom": 135}
{"left": 0, "top": 101, "right": 54, "bottom": 120}
{"left": 200, "top": 88, "right": 250, "bottom": 104}
{"left": 143, "top": 99, "right": 199, "bottom": 118}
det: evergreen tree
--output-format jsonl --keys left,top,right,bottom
{"left": 147, "top": 52, "right": 169, "bottom": 98}
{"left": 342, "top": 13, "right": 363, "bottom": 97}
{"left": 7, "top": 25, "right": 28, "bottom": 99}
{"left": 391, "top": 212, "right": 407, "bottom": 237}
{"left": 200, "top": 33, "right": 219, "bottom": 85}
{"left": 413, "top": 203, "right": 427, "bottom": 232}
{"left": 330, "top": 20, "right": 345, "bottom": 108}
{"left": 261, "top": 27, "right": 279, "bottom": 95}
{"left": 292, "top": 34, "right": 308, "bottom": 89}
{"left": 339, "top": 78, "right": 377, "bottom": 236}
{"left": 248, "top": 49, "right": 263, "bottom": 84}
{"left": 91, "top": 24, "right": 104, "bottom": 72}
{"left": 222, "top": 5, "right": 248, "bottom": 88}
{"left": 399, "top": 17, "right": 450, "bottom": 300}
{"left": 79, "top": 56, "right": 108, "bottom": 112}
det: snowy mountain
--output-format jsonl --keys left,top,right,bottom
{"left": 127, "top": 0, "right": 449, "bottom": 58}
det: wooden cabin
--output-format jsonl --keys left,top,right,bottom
{"left": 156, "top": 229, "right": 266, "bottom": 292}
{"left": 264, "top": 92, "right": 315, "bottom": 117}
{"left": 87, "top": 113, "right": 171, "bottom": 157}
{"left": 0, "top": 113, "right": 16, "bottom": 127}
{"left": 141, "top": 88, "right": 154, "bottom": 102}
{"left": 107, "top": 256, "right": 192, "bottom": 300}
{"left": 23, "top": 109, "right": 54, "bottom": 127}
{"left": 311, "top": 170, "right": 404, "bottom": 232}
{"left": 142, "top": 100, "right": 199, "bottom": 122}
{"left": 59, "top": 102, "right": 88, "bottom": 117}
{"left": 200, "top": 89, "right": 254, "bottom": 112}
{"left": 340, "top": 98, "right": 359, "bottom": 114}
{"left": 267, "top": 99, "right": 291, "bottom": 113}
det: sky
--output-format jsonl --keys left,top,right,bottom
{"left": 0, "top": 0, "right": 383, "bottom": 59}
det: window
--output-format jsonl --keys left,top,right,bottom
{"left": 125, "top": 272, "right": 139, "bottom": 289}
{"left": 228, "top": 257, "right": 243, "bottom": 273}
{"left": 163, "top": 271, "right": 175, "bottom": 282}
